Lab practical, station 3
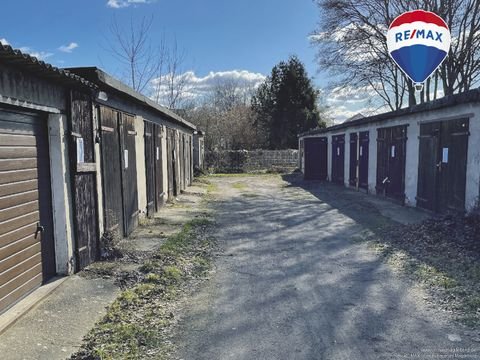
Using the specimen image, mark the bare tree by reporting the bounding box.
[164,38,188,109]
[312,0,480,109]
[108,15,162,93]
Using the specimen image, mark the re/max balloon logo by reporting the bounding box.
[386,10,451,90]
[395,29,444,43]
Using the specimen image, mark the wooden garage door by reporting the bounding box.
[0,110,55,314]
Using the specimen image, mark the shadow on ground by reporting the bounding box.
[176,174,476,360]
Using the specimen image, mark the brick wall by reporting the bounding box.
[205,149,299,173]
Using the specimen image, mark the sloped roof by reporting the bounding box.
[300,88,480,137]
[0,44,96,89]
[67,67,196,131]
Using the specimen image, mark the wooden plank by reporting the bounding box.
[0,272,42,314]
[0,242,41,273]
[0,159,37,172]
[76,163,97,173]
[0,191,38,210]
[0,201,38,223]
[0,147,37,159]
[101,126,114,133]
[0,211,39,236]
[0,260,42,298]
[0,223,37,248]
[0,169,38,185]
[0,234,38,263]
[0,134,36,147]
[0,180,38,197]
[0,254,41,287]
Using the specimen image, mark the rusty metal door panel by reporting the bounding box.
[331,134,345,184]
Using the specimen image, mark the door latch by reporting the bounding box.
[436,161,442,172]
[382,177,390,184]
[35,223,45,239]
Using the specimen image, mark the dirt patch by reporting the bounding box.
[369,212,480,328]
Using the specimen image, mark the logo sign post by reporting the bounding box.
[386,10,451,92]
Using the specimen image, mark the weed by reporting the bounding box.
[232,182,247,190]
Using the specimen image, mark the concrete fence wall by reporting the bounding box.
[205,149,299,173]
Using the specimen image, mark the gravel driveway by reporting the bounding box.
[176,174,479,360]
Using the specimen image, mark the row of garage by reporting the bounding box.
[299,90,480,214]
[0,46,202,315]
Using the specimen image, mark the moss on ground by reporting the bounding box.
[71,217,215,360]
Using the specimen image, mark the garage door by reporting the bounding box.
[0,110,55,314]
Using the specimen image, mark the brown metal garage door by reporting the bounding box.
[0,110,55,314]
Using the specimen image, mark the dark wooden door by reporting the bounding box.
[144,121,155,217]
[154,124,164,210]
[0,110,56,314]
[120,114,138,236]
[331,134,345,184]
[376,126,407,202]
[417,119,469,212]
[70,92,99,270]
[304,137,327,180]
[349,133,358,187]
[358,131,369,190]
[166,128,176,199]
[100,107,123,234]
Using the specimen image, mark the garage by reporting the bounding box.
[99,105,139,237]
[417,118,469,213]
[376,125,407,202]
[303,137,327,180]
[145,121,165,217]
[331,134,345,184]
[0,109,56,314]
[349,131,369,190]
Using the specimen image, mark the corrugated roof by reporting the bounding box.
[0,44,97,89]
[66,67,196,131]
[300,88,480,137]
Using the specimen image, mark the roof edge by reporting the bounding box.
[300,88,480,137]
[66,67,196,131]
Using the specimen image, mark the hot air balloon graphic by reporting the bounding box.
[386,10,451,91]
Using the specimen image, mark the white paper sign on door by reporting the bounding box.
[442,148,449,163]
[124,149,129,169]
[156,147,160,161]
[337,147,340,156]
[359,146,363,156]
[391,145,396,158]
[76,137,85,164]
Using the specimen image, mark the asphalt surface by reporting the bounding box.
[176,175,479,360]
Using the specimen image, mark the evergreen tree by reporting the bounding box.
[252,56,325,149]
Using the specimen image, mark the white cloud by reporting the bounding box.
[0,38,9,46]
[18,46,53,61]
[58,42,79,53]
[107,0,156,8]
[150,70,266,105]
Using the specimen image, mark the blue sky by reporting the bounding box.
[0,0,363,121]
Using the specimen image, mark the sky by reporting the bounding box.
[0,0,363,122]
